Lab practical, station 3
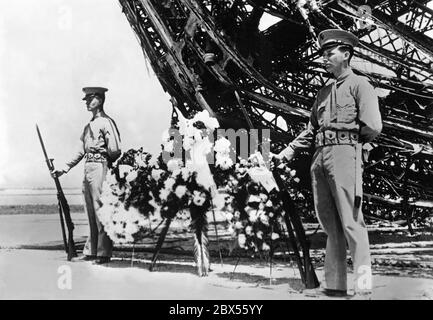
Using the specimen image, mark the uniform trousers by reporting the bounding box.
[310,143,372,292]
[82,162,113,257]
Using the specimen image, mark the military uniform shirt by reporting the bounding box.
[281,68,382,158]
[63,112,121,172]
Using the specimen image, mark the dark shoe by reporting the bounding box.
[349,291,372,300]
[303,287,347,298]
[77,255,97,261]
[94,257,111,265]
[322,288,348,297]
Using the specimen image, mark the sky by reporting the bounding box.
[0,0,172,189]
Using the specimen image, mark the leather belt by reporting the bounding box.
[315,130,359,148]
[85,152,107,163]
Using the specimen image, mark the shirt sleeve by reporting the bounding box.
[356,77,383,143]
[103,118,122,162]
[61,130,85,173]
[279,98,319,160]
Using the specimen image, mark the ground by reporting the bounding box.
[0,212,432,300]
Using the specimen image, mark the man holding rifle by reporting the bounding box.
[273,30,382,298]
[52,87,121,265]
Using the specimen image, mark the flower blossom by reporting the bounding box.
[192,190,207,206]
[248,195,261,204]
[105,172,118,187]
[148,155,159,168]
[193,110,220,131]
[235,221,243,229]
[262,243,270,251]
[164,178,176,191]
[216,154,233,170]
[180,168,191,180]
[167,159,183,172]
[248,152,266,167]
[259,193,268,202]
[151,169,164,181]
[163,140,174,153]
[135,153,148,168]
[224,212,234,221]
[119,164,133,178]
[248,211,258,223]
[174,185,187,198]
[259,214,269,225]
[271,233,280,240]
[214,137,231,154]
[159,189,170,201]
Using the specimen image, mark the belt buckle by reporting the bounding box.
[87,153,94,159]
[94,154,101,159]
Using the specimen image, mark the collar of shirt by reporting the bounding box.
[335,68,354,86]
[91,111,106,121]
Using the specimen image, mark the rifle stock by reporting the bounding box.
[36,124,77,260]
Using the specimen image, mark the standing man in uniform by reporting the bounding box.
[52,87,121,265]
[273,30,382,297]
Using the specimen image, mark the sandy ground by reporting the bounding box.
[0,249,304,300]
[0,213,89,247]
[0,249,432,300]
[0,213,432,300]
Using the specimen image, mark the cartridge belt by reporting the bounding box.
[85,152,108,163]
[315,130,359,148]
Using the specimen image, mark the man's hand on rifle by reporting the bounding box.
[51,168,66,178]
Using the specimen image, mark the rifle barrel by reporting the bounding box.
[36,124,76,260]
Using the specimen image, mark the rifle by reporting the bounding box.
[36,124,77,261]
[271,158,320,289]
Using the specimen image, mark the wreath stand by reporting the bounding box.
[147,166,319,288]
[272,163,320,289]
[148,203,223,277]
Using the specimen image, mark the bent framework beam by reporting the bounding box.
[118,0,433,217]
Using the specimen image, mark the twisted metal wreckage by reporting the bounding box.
[118,0,433,228]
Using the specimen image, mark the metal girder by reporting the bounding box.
[378,0,431,17]
[119,0,433,217]
[337,0,433,60]
[405,1,433,33]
